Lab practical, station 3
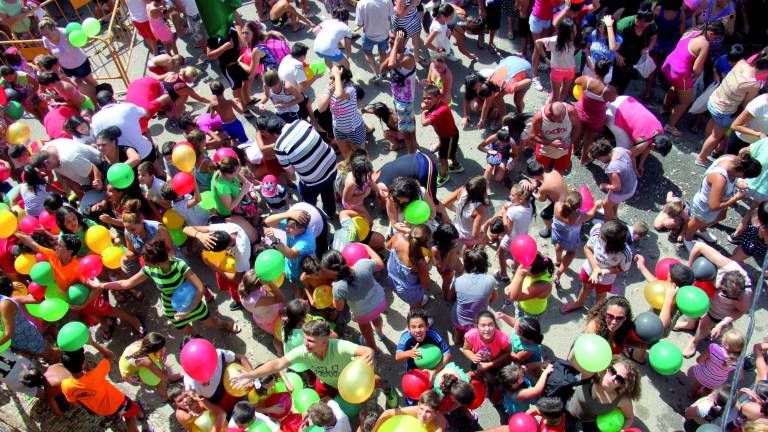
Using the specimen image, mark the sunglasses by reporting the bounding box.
[605,313,626,323]
[608,366,626,386]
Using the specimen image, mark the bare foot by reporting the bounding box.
[561,302,582,314]
[672,318,696,331]
[682,341,697,359]
[665,191,675,202]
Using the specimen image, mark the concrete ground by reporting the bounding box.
[1,1,767,431]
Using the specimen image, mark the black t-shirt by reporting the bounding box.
[616,15,658,65]
[207,26,240,70]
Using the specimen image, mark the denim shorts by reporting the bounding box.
[362,35,389,55]
[707,98,735,129]
[529,14,552,34]
[316,50,345,62]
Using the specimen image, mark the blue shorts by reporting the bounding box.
[222,118,248,143]
[707,98,735,129]
[529,15,552,34]
[362,35,389,55]
[316,50,345,63]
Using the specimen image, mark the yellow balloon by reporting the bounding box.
[271,272,285,287]
[11,206,24,219]
[644,280,669,310]
[85,225,112,254]
[220,256,236,273]
[192,410,215,432]
[573,84,583,101]
[351,216,370,240]
[338,358,375,404]
[421,247,431,258]
[274,318,283,341]
[101,246,125,270]
[172,144,197,173]
[11,282,27,297]
[313,284,333,309]
[14,253,36,275]
[222,363,249,397]
[7,122,30,145]
[0,210,18,239]
[161,209,185,230]
[202,250,227,265]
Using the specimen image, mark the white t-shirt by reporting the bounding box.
[289,202,324,237]
[314,19,352,57]
[171,196,210,227]
[209,222,251,273]
[227,412,278,431]
[278,55,308,86]
[43,138,100,186]
[580,223,633,285]
[140,177,165,201]
[429,20,452,53]
[355,0,394,41]
[506,204,533,238]
[316,400,352,432]
[178,0,199,15]
[542,36,576,69]
[125,0,149,22]
[736,94,768,144]
[183,349,236,398]
[91,103,153,160]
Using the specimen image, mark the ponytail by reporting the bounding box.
[320,250,355,283]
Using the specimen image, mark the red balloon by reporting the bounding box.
[510,234,538,267]
[402,369,432,400]
[172,172,195,196]
[39,210,57,230]
[0,164,9,182]
[28,282,45,301]
[280,413,303,432]
[693,279,716,299]
[508,412,538,432]
[655,257,681,280]
[263,392,292,419]
[213,147,238,163]
[0,86,7,105]
[342,242,369,267]
[468,378,487,409]
[79,255,104,278]
[18,216,41,234]
[180,338,218,382]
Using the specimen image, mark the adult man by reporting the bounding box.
[355,0,393,78]
[31,138,104,212]
[274,119,337,217]
[524,160,568,239]
[529,101,582,174]
[605,95,669,175]
[381,29,417,154]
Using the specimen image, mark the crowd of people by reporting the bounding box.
[0,0,767,430]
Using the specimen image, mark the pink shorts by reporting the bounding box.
[579,268,613,294]
[352,300,387,324]
[133,20,156,41]
[550,67,576,83]
[662,64,694,91]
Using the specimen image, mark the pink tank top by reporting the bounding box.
[662,31,699,78]
[532,0,557,20]
[614,96,663,142]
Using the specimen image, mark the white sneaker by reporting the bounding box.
[532,76,544,91]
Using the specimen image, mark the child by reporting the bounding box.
[426,54,454,106]
[443,176,489,250]
[529,396,566,432]
[496,182,533,282]
[372,390,447,432]
[532,18,579,102]
[37,72,95,112]
[425,8,457,60]
[54,206,99,257]
[209,80,249,143]
[689,330,745,399]
[240,269,285,355]
[421,84,462,187]
[396,309,452,379]
[431,223,464,301]
[228,400,279,431]
[495,314,543,364]
[627,221,649,246]
[654,191,690,245]
[495,362,554,423]
[258,174,289,214]
[259,70,304,124]
[361,102,403,151]
[186,129,216,193]
[19,165,52,217]
[159,181,210,227]
[478,127,516,185]
[137,161,170,211]
[161,141,181,180]
[342,155,378,225]
[481,204,511,247]
[147,0,178,55]
[461,311,512,386]
[119,332,181,402]
[634,254,695,334]
[562,220,633,313]
[551,190,601,285]
[685,387,730,427]
[299,255,339,323]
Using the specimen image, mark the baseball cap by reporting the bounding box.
[261,175,277,198]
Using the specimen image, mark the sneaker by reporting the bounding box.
[696,230,717,243]
[538,227,551,238]
[446,52,459,62]
[532,76,544,91]
[448,162,464,173]
[421,294,431,307]
[229,301,243,311]
[384,384,399,408]
[436,174,450,187]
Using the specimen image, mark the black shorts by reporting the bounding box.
[517,15,531,38]
[62,59,92,79]
[438,134,460,161]
[541,199,555,220]
[485,3,502,30]
[223,63,249,90]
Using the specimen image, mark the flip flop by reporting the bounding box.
[560,303,581,314]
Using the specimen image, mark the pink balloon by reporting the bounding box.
[172,172,195,196]
[342,242,369,266]
[173,141,194,151]
[579,184,595,212]
[508,412,538,432]
[655,257,681,280]
[28,282,45,301]
[35,253,46,262]
[213,147,238,163]
[79,255,104,278]
[0,164,9,181]
[180,338,219,382]
[18,216,41,234]
[509,234,537,267]
[39,210,57,230]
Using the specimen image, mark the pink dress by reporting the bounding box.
[147,4,174,44]
[661,31,700,91]
[575,77,608,132]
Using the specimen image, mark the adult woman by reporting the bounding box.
[505,254,554,313]
[589,139,640,221]
[693,0,735,36]
[211,156,258,220]
[652,0,686,83]
[581,296,646,362]
[685,153,762,243]
[119,332,181,401]
[661,23,719,137]
[612,6,657,96]
[442,176,489,249]
[0,277,57,363]
[532,18,578,102]
[316,65,367,148]
[731,201,768,265]
[156,67,209,122]
[697,49,768,166]
[93,127,145,205]
[585,15,622,83]
[477,56,533,128]
[239,20,289,102]
[451,249,498,344]
[566,356,642,431]
[574,60,618,165]
[39,18,97,101]
[386,224,432,309]
[462,73,495,129]
[391,0,424,65]
[322,247,387,350]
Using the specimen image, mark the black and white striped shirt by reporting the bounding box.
[275,120,337,187]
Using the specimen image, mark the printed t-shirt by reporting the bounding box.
[285,339,358,388]
[61,359,126,416]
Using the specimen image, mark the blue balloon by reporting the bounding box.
[171,282,196,312]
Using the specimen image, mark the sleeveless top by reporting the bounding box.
[693,156,736,207]
[255,42,279,70]
[662,31,700,78]
[390,49,417,104]
[193,157,213,192]
[576,78,608,123]
[654,7,683,53]
[453,191,483,240]
[709,60,762,114]
[118,339,163,378]
[126,220,160,254]
[567,382,622,422]
[269,82,300,114]
[0,294,40,347]
[539,105,573,158]
[386,237,420,292]
[522,272,551,299]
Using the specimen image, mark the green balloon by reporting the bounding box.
[0,203,7,211]
[106,163,135,189]
[649,341,683,375]
[573,334,612,373]
[30,262,55,286]
[67,283,91,305]
[334,394,360,418]
[248,423,272,432]
[292,388,320,413]
[199,191,215,210]
[414,344,442,369]
[68,29,88,48]
[38,298,70,322]
[404,200,430,224]
[45,284,67,301]
[26,302,43,318]
[305,426,323,432]
[138,367,161,386]
[168,228,187,246]
[309,59,328,75]
[82,18,101,37]
[57,321,89,351]
[254,249,285,282]
[675,285,711,318]
[0,322,11,352]
[595,408,624,432]
[275,372,303,393]
[65,22,82,35]
[4,101,23,120]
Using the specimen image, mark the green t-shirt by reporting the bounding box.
[211,172,241,217]
[748,138,768,195]
[0,0,30,34]
[285,339,358,388]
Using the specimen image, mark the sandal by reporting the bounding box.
[96,317,117,342]
[136,316,147,338]
[229,323,242,334]
[488,44,499,55]
[560,303,581,314]
[664,125,683,138]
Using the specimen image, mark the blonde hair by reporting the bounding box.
[561,190,582,218]
[722,329,745,353]
[121,199,143,225]
[510,181,532,203]
[39,18,56,31]
[662,200,685,218]
[180,66,199,80]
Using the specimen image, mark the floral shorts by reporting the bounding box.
[394,99,416,133]
[234,197,259,219]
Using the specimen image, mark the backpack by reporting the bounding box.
[543,359,591,406]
